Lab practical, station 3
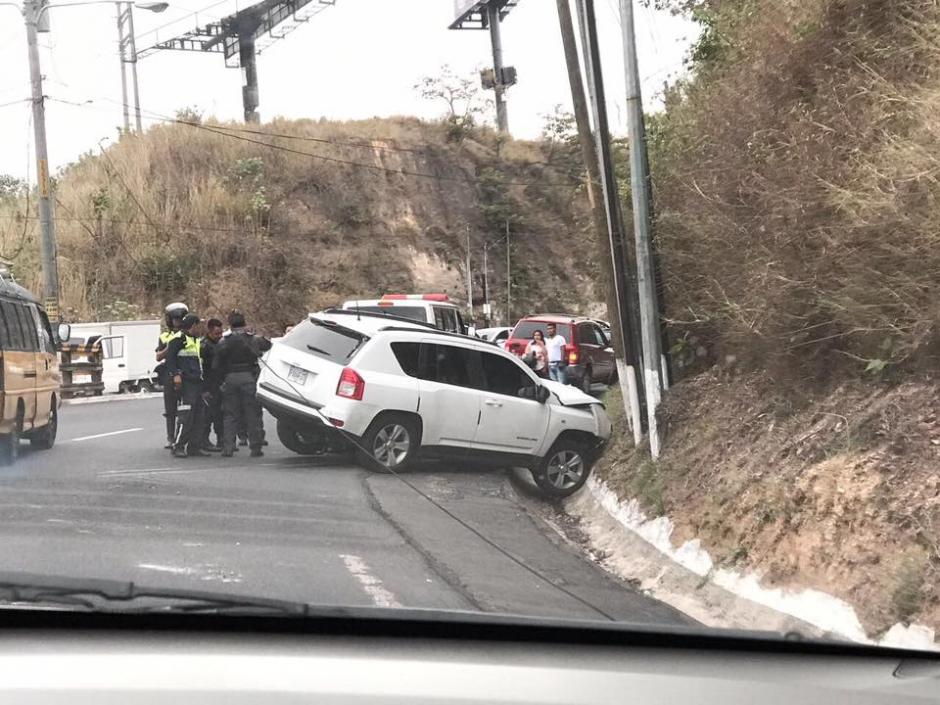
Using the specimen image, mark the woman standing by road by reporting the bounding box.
[525,329,549,378]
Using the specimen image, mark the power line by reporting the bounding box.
[47,96,577,188]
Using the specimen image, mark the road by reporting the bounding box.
[0,397,690,625]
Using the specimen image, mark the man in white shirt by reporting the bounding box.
[544,322,569,384]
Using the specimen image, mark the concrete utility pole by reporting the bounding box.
[486,2,508,133]
[505,220,512,327]
[116,5,131,131]
[556,0,636,437]
[24,0,60,319]
[125,2,144,132]
[619,0,664,457]
[466,226,473,321]
[574,0,645,442]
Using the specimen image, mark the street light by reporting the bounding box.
[0,0,170,318]
[39,0,169,133]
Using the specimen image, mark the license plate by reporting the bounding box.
[287,366,308,384]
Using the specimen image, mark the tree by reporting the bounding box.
[415,65,492,141]
[0,175,26,202]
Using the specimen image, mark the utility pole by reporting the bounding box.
[556,0,637,438]
[239,34,260,123]
[574,0,645,441]
[466,226,473,321]
[24,0,59,319]
[116,4,131,132]
[619,0,663,457]
[126,2,143,132]
[505,220,512,326]
[482,243,489,324]
[486,2,508,133]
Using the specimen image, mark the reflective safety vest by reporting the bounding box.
[160,330,181,345]
[177,334,202,372]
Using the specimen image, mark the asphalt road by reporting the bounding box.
[0,397,690,625]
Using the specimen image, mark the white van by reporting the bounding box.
[70,320,161,393]
[341,294,469,334]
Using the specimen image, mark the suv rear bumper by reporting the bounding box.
[256,382,373,437]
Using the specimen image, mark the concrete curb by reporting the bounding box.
[63,393,163,406]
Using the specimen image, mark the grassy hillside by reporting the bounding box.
[651,0,940,380]
[0,116,603,330]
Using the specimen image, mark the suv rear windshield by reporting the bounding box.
[282,318,367,362]
[353,305,427,323]
[511,321,573,342]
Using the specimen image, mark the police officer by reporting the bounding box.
[155,302,187,449]
[213,311,271,457]
[199,318,225,452]
[165,313,210,458]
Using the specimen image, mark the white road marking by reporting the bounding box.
[340,554,401,608]
[138,563,242,584]
[138,563,196,576]
[70,427,143,442]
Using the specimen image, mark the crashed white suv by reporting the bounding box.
[257,310,612,497]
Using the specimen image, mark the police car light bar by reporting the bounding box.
[381,294,451,302]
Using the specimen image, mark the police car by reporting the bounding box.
[341,294,469,335]
[256,309,611,497]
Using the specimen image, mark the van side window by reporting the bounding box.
[1,301,24,350]
[16,304,38,351]
[433,307,446,330]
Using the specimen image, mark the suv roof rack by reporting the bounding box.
[376,325,497,345]
[318,307,439,330]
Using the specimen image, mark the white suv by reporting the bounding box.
[257,310,612,497]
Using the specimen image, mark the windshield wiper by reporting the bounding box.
[0,571,310,615]
[306,344,331,356]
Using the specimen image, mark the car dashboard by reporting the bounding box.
[0,610,935,704]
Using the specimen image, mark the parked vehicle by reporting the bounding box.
[69,320,161,393]
[341,294,469,335]
[475,326,512,348]
[257,309,611,497]
[0,278,67,464]
[505,315,616,394]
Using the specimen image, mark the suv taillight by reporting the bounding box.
[567,344,580,365]
[336,367,365,400]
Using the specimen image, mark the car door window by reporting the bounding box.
[390,341,420,377]
[432,307,447,330]
[593,325,609,347]
[480,351,536,398]
[101,336,125,360]
[418,343,481,389]
[577,323,594,346]
[31,306,55,353]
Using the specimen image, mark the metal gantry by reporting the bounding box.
[138,0,337,122]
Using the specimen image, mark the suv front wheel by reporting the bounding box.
[534,439,593,498]
[359,414,420,472]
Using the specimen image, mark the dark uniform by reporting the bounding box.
[213,328,271,456]
[165,329,209,456]
[155,330,182,446]
[200,333,223,450]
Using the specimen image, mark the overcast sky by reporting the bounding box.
[0,0,697,179]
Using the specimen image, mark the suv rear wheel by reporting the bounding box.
[534,439,592,498]
[360,414,419,472]
[276,418,327,456]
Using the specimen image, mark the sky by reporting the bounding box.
[0,0,698,179]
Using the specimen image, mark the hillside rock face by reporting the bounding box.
[3,117,603,330]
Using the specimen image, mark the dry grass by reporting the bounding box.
[652,0,940,379]
[0,116,601,328]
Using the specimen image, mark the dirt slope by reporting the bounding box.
[0,117,603,330]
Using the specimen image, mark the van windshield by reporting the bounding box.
[281,319,367,362]
[353,306,427,323]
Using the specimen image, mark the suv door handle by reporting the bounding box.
[484,399,503,407]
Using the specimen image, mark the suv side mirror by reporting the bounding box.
[56,323,71,346]
[536,385,550,403]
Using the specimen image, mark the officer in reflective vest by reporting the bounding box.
[165,313,210,458]
[155,302,187,448]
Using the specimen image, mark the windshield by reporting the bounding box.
[0,0,933,655]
